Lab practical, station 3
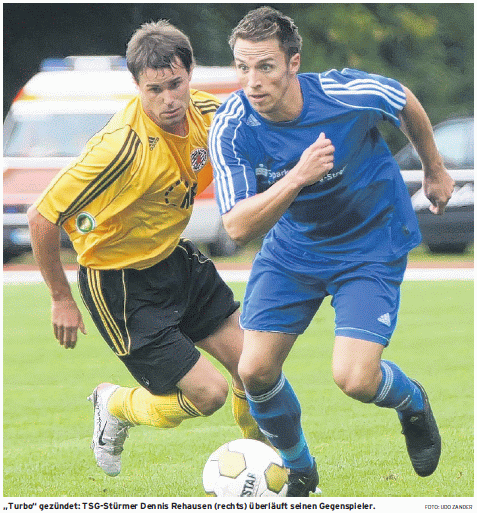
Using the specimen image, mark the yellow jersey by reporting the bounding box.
[35,91,219,270]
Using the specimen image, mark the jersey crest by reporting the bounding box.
[190,148,208,172]
[76,212,96,233]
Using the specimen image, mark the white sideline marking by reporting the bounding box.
[2,268,474,285]
[403,268,474,282]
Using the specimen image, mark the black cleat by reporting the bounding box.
[286,459,319,497]
[399,380,441,477]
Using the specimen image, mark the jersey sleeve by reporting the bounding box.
[34,125,144,228]
[319,68,407,127]
[209,96,257,215]
[196,161,213,196]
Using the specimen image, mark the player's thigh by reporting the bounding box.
[332,336,383,399]
[179,239,240,343]
[330,258,406,347]
[119,325,202,394]
[241,255,325,335]
[196,309,243,381]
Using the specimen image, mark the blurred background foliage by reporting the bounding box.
[3,3,473,151]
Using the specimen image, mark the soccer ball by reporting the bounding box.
[202,439,288,497]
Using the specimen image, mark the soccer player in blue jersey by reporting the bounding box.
[209,7,455,496]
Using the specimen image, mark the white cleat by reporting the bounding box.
[87,383,132,477]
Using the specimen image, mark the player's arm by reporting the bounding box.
[27,206,86,349]
[222,133,334,245]
[399,86,455,214]
[26,127,140,348]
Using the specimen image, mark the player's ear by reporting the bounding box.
[289,53,301,75]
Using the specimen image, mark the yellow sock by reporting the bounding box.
[232,386,269,444]
[108,386,203,428]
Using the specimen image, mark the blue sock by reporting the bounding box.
[246,373,314,472]
[373,360,424,416]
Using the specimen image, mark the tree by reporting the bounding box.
[4,2,473,145]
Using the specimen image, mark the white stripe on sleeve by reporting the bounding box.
[210,95,250,214]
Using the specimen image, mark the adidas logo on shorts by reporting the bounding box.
[377,312,391,327]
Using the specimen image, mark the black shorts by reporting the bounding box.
[78,239,239,394]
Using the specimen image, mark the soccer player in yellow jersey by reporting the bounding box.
[27,20,266,478]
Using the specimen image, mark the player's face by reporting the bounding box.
[136,59,192,135]
[233,38,301,122]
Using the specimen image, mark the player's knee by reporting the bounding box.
[238,359,280,394]
[333,367,379,402]
[196,381,229,416]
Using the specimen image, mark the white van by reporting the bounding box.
[3,56,240,262]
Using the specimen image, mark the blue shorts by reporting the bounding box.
[240,249,407,347]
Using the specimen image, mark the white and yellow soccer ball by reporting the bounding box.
[202,439,288,497]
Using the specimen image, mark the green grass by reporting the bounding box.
[3,280,474,497]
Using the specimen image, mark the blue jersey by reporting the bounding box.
[209,68,421,262]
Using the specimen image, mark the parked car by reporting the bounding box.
[3,55,240,263]
[396,116,474,253]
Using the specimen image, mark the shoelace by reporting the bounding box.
[99,422,130,455]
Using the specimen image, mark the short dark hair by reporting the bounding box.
[229,7,302,59]
[126,20,194,82]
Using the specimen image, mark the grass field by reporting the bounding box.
[3,279,474,498]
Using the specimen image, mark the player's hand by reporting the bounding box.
[293,132,335,188]
[423,166,455,215]
[51,298,87,349]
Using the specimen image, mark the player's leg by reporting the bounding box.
[177,238,268,443]
[112,331,229,422]
[195,309,268,443]
[78,246,235,476]
[105,238,244,428]
[238,329,303,456]
[330,257,441,477]
[332,336,383,401]
[195,310,243,387]
[332,336,424,407]
[239,329,318,496]
[84,327,223,476]
[78,259,222,418]
[332,335,440,476]
[237,255,323,496]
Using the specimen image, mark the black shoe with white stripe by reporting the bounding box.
[286,459,319,497]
